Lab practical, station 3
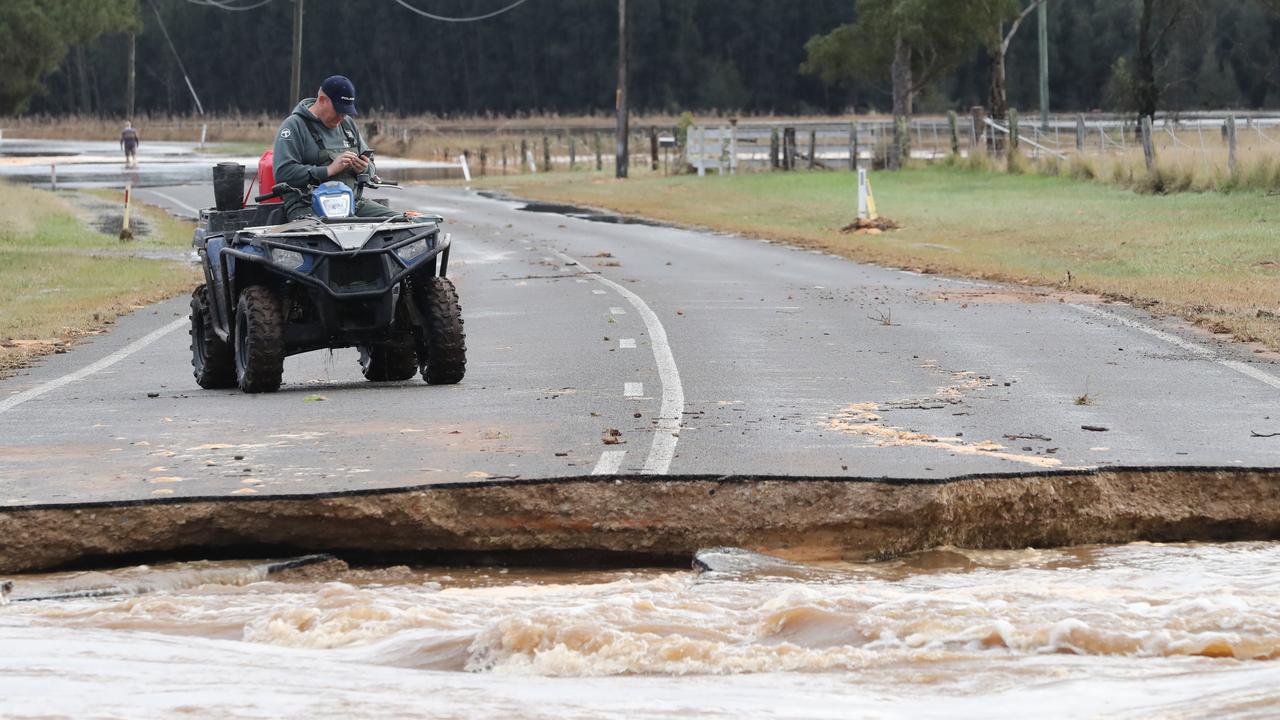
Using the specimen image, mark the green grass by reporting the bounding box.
[469,164,1280,350]
[0,181,198,375]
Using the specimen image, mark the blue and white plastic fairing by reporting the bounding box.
[311,181,355,218]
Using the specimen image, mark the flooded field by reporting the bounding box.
[1,542,1278,718]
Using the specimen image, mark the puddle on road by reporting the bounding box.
[2,542,1278,717]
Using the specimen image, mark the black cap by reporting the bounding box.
[320,75,358,116]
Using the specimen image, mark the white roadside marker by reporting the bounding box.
[624,382,644,397]
[620,338,636,349]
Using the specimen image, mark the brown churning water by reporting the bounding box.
[1,542,1278,718]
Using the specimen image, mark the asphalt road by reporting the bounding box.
[3,179,1280,506]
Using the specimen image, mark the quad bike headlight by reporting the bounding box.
[270,247,305,269]
[395,237,430,263]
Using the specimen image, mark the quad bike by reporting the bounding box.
[189,159,465,393]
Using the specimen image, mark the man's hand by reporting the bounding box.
[326,151,364,177]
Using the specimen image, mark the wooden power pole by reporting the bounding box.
[615,0,629,179]
[290,0,304,106]
[126,29,136,119]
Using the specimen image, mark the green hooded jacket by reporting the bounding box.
[272,99,377,215]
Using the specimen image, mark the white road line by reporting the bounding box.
[143,190,201,218]
[575,279,588,284]
[624,382,644,397]
[592,289,607,295]
[0,317,188,416]
[553,250,684,475]
[591,450,627,475]
[1070,303,1280,391]
[609,307,627,315]
[620,338,636,349]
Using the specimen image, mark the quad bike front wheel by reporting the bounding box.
[234,285,285,393]
[415,277,466,385]
[190,285,236,389]
[358,344,419,381]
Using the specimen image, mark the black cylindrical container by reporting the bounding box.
[211,163,245,211]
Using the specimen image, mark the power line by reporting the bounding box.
[178,0,274,10]
[148,0,205,114]
[389,0,531,22]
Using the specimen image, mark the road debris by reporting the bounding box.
[602,428,624,445]
[1082,425,1109,432]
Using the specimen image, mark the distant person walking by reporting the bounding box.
[120,122,139,168]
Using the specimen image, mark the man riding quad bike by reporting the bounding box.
[188,161,466,393]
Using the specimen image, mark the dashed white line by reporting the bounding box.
[553,249,684,475]
[620,338,636,349]
[1069,303,1280,391]
[624,382,644,397]
[0,317,188,416]
[609,307,627,316]
[592,450,626,475]
[592,289,607,295]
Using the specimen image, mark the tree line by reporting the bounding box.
[5,0,1280,120]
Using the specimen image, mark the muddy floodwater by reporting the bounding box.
[1,542,1278,719]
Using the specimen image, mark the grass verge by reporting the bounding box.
[0,181,198,377]
[467,164,1280,350]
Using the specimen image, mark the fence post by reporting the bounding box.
[1008,109,1020,154]
[947,111,959,156]
[728,119,738,174]
[595,133,603,171]
[1227,114,1238,176]
[807,128,817,170]
[1140,116,1155,173]
[697,125,706,177]
[568,135,576,169]
[849,122,859,170]
[479,147,488,177]
[501,145,508,174]
[1076,114,1086,153]
[520,139,529,173]
[784,127,797,170]
[542,135,551,172]
[770,127,780,170]
[650,126,659,171]
[970,106,986,155]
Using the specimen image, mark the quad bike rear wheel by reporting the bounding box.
[358,344,419,381]
[415,277,466,385]
[190,285,236,389]
[234,285,285,393]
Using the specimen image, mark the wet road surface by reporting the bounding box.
[2,172,1280,504]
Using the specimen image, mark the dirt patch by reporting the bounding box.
[839,216,902,235]
[827,402,1063,470]
[926,288,1103,305]
[63,191,154,239]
